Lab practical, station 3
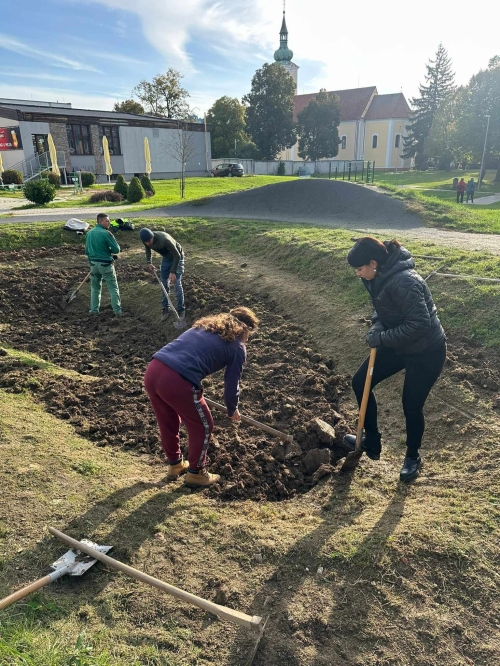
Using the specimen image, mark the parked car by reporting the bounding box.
[210,163,244,177]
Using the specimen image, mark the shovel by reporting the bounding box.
[61,270,91,309]
[340,348,377,473]
[152,268,187,330]
[0,539,112,610]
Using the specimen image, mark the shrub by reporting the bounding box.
[114,174,128,198]
[277,161,286,176]
[88,190,124,203]
[140,174,155,195]
[80,171,96,187]
[2,169,23,185]
[23,180,56,205]
[127,176,145,203]
[41,171,61,187]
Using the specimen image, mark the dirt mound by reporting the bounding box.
[156,179,423,229]
[0,254,352,501]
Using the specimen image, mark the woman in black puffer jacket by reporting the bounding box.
[344,236,446,482]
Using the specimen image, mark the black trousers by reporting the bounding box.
[352,341,446,457]
[456,191,464,203]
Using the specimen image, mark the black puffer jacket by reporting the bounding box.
[363,243,446,355]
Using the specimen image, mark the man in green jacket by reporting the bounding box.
[85,213,122,316]
[139,228,185,322]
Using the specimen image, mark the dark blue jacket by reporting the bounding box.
[153,327,246,415]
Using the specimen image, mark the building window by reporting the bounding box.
[66,125,92,155]
[395,134,401,149]
[99,125,122,155]
[372,135,378,149]
[341,136,347,150]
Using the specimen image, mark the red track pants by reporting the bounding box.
[144,359,213,470]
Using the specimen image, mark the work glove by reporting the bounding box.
[366,320,385,348]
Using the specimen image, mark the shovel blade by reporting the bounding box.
[51,539,112,576]
[339,449,363,474]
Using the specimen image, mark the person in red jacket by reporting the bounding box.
[456,178,466,203]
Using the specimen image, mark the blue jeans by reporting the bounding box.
[161,257,185,311]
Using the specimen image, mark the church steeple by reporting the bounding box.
[274,4,293,64]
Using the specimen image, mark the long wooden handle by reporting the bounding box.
[49,528,263,631]
[0,574,53,610]
[204,398,294,444]
[152,269,180,321]
[74,271,91,294]
[355,348,377,450]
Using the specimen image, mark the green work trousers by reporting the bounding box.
[89,262,121,314]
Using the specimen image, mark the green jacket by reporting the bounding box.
[85,224,120,263]
[144,231,183,272]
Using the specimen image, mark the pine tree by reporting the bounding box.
[127,177,145,203]
[402,44,455,169]
[114,174,128,198]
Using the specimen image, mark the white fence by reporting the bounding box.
[211,158,373,180]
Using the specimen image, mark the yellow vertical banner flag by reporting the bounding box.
[144,137,152,176]
[102,136,113,178]
[48,134,60,177]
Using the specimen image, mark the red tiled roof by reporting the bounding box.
[294,86,377,122]
[363,93,411,120]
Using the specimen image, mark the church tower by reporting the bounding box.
[273,4,299,88]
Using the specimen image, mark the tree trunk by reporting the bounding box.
[494,158,500,183]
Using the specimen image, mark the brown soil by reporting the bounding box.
[0,248,353,501]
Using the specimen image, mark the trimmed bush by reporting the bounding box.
[23,180,56,205]
[127,176,145,203]
[88,190,124,203]
[140,174,155,195]
[80,171,96,187]
[41,171,61,187]
[114,174,128,198]
[2,169,23,185]
[277,161,286,176]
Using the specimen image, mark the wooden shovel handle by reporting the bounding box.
[49,528,263,632]
[204,398,294,443]
[0,574,53,610]
[355,348,377,450]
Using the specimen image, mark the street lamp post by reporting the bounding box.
[478,114,491,192]
[234,139,238,157]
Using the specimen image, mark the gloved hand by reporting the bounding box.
[366,321,385,348]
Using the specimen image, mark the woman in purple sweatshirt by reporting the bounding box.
[144,306,259,488]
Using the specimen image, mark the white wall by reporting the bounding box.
[0,116,28,169]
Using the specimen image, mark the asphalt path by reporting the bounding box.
[1,180,499,253]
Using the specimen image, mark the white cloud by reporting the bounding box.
[0,83,123,111]
[0,33,101,73]
[1,71,73,82]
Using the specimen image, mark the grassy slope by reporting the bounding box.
[13,175,295,212]
[372,170,500,234]
[1,223,499,665]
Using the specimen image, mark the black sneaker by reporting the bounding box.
[161,308,170,322]
[343,433,381,461]
[399,455,422,483]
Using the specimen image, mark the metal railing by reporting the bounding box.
[8,150,67,182]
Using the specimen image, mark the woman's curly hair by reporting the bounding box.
[193,306,259,342]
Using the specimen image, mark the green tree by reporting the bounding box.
[243,63,297,161]
[403,44,455,169]
[297,90,341,160]
[207,96,251,159]
[113,99,145,115]
[133,69,190,119]
[426,92,461,169]
[127,177,145,203]
[114,174,128,198]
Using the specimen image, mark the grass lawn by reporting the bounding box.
[13,175,295,211]
[372,169,500,234]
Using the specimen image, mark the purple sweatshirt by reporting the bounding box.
[153,327,246,416]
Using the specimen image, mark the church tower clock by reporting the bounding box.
[273,5,299,88]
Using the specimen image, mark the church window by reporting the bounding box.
[341,136,347,150]
[372,135,378,149]
[395,134,401,148]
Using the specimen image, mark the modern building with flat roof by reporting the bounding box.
[0,99,211,182]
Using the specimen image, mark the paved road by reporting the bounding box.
[1,180,499,254]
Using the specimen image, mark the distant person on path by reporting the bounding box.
[452,177,459,191]
[144,307,259,488]
[344,237,446,483]
[85,213,122,316]
[466,178,476,203]
[139,228,185,322]
[456,178,466,203]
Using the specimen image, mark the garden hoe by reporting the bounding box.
[0,539,112,611]
[152,268,187,330]
[61,270,91,309]
[340,347,377,473]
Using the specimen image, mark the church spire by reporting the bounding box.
[274,2,293,64]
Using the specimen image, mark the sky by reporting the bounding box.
[0,0,497,114]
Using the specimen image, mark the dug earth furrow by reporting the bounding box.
[0,253,352,501]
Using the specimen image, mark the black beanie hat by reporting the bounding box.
[347,237,389,268]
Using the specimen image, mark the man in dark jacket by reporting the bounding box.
[139,228,185,322]
[85,213,122,315]
[344,237,446,482]
[456,178,466,203]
